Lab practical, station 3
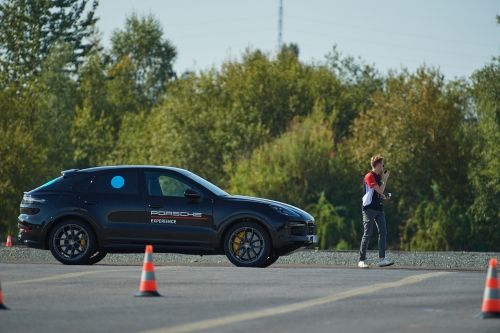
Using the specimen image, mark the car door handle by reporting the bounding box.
[148,204,163,209]
[84,200,98,205]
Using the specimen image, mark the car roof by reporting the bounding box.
[63,165,191,176]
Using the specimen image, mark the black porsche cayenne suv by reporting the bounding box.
[18,166,316,267]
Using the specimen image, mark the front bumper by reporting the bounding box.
[271,219,316,255]
[274,235,315,255]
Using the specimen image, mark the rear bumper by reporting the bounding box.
[18,219,45,249]
[21,239,44,249]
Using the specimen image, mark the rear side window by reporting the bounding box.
[90,171,139,195]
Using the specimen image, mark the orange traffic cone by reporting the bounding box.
[135,245,161,297]
[5,235,12,247]
[0,275,8,310]
[479,258,500,318]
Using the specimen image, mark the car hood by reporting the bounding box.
[223,195,314,220]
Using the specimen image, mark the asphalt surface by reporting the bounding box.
[0,263,498,333]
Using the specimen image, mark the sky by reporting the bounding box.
[95,1,500,81]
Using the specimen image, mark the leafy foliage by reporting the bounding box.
[467,56,500,250]
[0,0,97,83]
[227,108,335,208]
[402,182,471,251]
[346,67,472,248]
[110,12,177,106]
[109,46,318,184]
[1,3,500,252]
[226,108,360,250]
[71,104,114,168]
[306,193,357,250]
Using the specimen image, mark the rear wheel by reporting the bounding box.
[49,220,96,265]
[224,222,271,267]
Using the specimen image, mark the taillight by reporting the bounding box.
[22,194,46,204]
[20,207,40,215]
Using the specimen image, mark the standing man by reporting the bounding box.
[358,155,394,268]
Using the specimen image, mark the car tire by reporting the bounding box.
[49,219,96,265]
[85,251,108,265]
[224,222,271,268]
[259,254,280,268]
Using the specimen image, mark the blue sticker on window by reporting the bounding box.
[111,176,125,189]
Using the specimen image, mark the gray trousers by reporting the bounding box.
[359,209,386,261]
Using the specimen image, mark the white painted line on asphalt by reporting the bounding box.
[143,271,451,333]
[2,267,171,285]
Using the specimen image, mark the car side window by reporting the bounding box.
[90,171,138,195]
[145,172,191,197]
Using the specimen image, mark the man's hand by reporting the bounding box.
[374,170,390,195]
[383,170,390,182]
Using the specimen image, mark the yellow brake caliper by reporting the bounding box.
[232,231,245,257]
[80,233,87,250]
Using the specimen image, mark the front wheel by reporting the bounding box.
[85,251,107,265]
[224,222,271,267]
[259,254,280,268]
[49,219,96,265]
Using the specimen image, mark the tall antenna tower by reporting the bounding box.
[278,0,283,49]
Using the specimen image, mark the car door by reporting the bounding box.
[143,170,214,248]
[78,170,146,246]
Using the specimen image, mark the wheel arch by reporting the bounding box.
[43,213,102,250]
[217,216,275,253]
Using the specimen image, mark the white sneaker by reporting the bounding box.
[358,260,369,268]
[378,258,394,267]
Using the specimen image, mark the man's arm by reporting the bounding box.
[373,171,390,194]
[373,183,386,194]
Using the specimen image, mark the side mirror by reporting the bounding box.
[184,188,202,201]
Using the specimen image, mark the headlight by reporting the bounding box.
[22,195,46,204]
[270,205,300,217]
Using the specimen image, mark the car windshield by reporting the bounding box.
[183,170,229,196]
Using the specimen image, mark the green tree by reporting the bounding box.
[107,47,313,183]
[74,31,144,169]
[468,55,500,250]
[71,103,114,168]
[107,111,150,165]
[105,55,141,118]
[39,42,79,167]
[0,80,52,234]
[226,108,360,249]
[0,125,49,235]
[402,182,471,251]
[0,0,98,234]
[227,108,335,208]
[110,12,177,106]
[306,192,357,249]
[0,0,98,83]
[324,46,383,144]
[346,66,472,248]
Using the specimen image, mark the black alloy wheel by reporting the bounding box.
[224,222,271,267]
[49,219,96,265]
